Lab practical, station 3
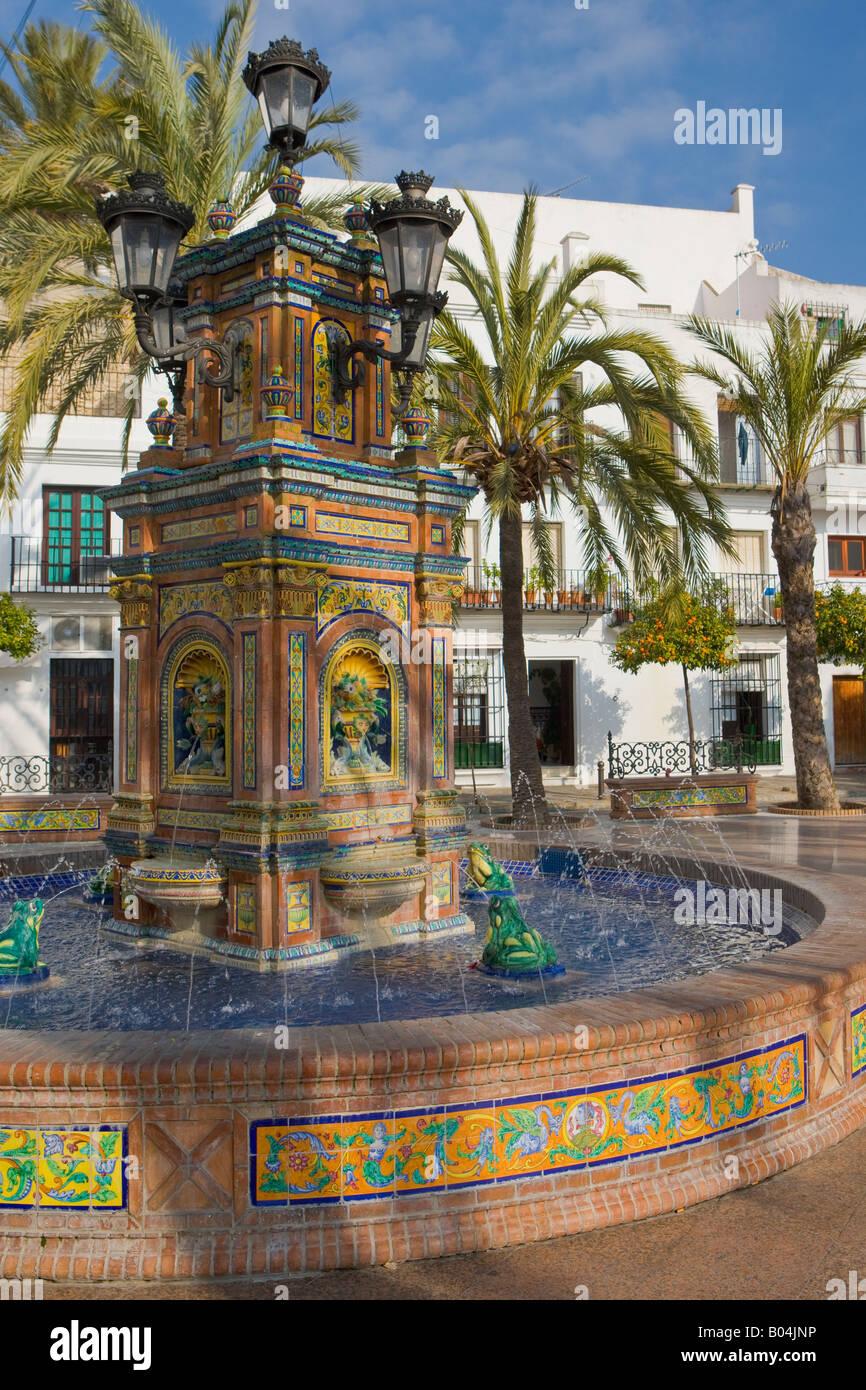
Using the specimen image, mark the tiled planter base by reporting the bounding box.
[608,774,758,818]
[2,849,865,1278]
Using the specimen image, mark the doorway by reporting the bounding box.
[527,661,575,765]
[833,676,866,764]
[49,658,114,788]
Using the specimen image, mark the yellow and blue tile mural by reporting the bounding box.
[0,1125,127,1208]
[852,1004,866,1078]
[250,1036,806,1204]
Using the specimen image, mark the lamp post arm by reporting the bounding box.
[132,311,238,402]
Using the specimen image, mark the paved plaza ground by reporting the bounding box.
[30,771,866,1302]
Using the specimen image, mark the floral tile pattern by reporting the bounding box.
[0,1126,126,1208]
[250,1036,806,1205]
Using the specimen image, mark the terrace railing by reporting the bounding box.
[607,732,757,778]
[0,749,114,795]
[460,568,614,612]
[9,537,122,593]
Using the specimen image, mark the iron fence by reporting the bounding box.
[607,732,757,778]
[0,749,114,795]
[460,568,614,612]
[9,536,122,593]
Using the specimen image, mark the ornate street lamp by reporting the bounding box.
[96,172,237,402]
[242,38,331,164]
[333,172,462,415]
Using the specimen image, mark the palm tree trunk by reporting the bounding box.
[499,510,550,825]
[771,479,839,810]
[682,665,697,776]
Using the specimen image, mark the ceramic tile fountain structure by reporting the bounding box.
[100,200,475,964]
[6,198,866,1285]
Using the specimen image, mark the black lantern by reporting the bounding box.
[367,172,460,309]
[97,174,238,401]
[96,172,194,309]
[334,172,462,413]
[242,38,331,162]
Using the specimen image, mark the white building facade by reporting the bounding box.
[2,177,865,792]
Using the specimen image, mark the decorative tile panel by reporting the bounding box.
[375,358,384,436]
[289,633,305,789]
[157,809,233,831]
[432,636,446,779]
[316,579,410,636]
[245,505,258,528]
[159,581,233,638]
[161,513,237,543]
[125,656,138,783]
[242,632,257,791]
[853,1004,866,1078]
[319,804,412,831]
[431,861,452,906]
[315,513,410,544]
[431,525,445,545]
[1,1126,126,1209]
[632,784,748,810]
[294,317,304,419]
[251,1036,806,1205]
[289,506,306,528]
[0,808,100,833]
[286,881,311,936]
[235,883,256,937]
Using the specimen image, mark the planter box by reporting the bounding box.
[607,773,759,819]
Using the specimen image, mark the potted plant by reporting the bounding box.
[570,581,585,606]
[524,565,541,606]
[481,559,501,606]
[772,591,784,622]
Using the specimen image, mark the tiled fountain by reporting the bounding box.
[4,50,866,1286]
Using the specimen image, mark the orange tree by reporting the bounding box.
[815,584,866,672]
[609,586,738,772]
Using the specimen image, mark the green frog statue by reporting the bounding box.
[0,898,48,984]
[466,844,563,977]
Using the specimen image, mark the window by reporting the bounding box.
[43,488,107,585]
[522,521,562,578]
[717,531,766,575]
[826,416,862,465]
[710,654,782,765]
[828,536,866,576]
[453,651,505,768]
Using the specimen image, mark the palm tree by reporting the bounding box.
[0,0,375,504]
[688,303,866,810]
[430,191,731,824]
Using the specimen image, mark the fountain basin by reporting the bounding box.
[128,858,226,933]
[3,845,866,1284]
[319,849,428,920]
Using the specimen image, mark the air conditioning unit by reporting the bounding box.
[79,555,112,586]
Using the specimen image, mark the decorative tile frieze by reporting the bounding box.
[416,572,464,627]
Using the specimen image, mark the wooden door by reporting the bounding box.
[833,676,866,764]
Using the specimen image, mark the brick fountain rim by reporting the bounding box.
[2,844,866,1280]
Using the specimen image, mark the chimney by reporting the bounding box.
[729,184,755,233]
[560,230,589,275]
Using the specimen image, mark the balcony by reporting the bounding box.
[613,573,784,627]
[718,436,774,487]
[460,568,614,613]
[9,537,122,593]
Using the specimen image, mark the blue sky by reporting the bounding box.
[4,0,865,284]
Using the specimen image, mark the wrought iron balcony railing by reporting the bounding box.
[719,437,773,486]
[460,568,614,612]
[9,536,122,593]
[0,749,113,795]
[607,733,757,778]
[611,573,784,627]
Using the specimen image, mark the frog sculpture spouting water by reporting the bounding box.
[0,898,49,986]
[467,844,563,978]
